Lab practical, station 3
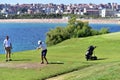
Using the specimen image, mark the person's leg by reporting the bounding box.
[8,49,12,61]
[6,53,9,61]
[43,50,48,64]
[5,48,9,62]
[41,55,44,64]
[41,51,44,64]
[44,56,48,64]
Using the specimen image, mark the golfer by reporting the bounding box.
[37,40,48,64]
[3,36,12,62]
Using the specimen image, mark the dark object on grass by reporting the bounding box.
[85,45,97,61]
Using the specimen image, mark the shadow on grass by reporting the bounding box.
[86,58,108,61]
[12,59,31,61]
[97,58,108,60]
[48,61,64,64]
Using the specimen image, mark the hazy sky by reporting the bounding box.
[0,0,120,4]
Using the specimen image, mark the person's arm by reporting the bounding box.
[37,45,41,50]
[10,43,12,49]
[3,40,6,49]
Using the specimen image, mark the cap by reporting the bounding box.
[38,40,42,45]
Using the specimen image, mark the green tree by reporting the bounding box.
[46,17,109,46]
[46,27,66,46]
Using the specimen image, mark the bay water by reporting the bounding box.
[0,23,120,54]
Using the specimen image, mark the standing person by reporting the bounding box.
[3,36,12,62]
[37,40,48,64]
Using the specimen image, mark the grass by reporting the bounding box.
[0,32,120,80]
[58,62,120,80]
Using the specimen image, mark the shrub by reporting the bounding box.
[46,17,109,46]
[99,28,110,34]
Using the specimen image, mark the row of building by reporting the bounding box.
[0,3,120,17]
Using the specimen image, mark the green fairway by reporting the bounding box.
[0,32,120,80]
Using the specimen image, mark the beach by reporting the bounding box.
[0,18,120,24]
[0,19,68,23]
[79,19,120,24]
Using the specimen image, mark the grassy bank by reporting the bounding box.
[0,32,120,80]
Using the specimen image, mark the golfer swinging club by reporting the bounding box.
[37,40,48,64]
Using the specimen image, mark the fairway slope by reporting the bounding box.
[0,32,120,80]
[47,32,120,80]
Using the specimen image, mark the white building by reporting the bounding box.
[1,8,8,14]
[83,8,99,16]
[100,9,115,17]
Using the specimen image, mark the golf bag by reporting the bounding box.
[85,45,97,61]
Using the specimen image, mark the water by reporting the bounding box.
[0,23,66,54]
[0,23,120,54]
[89,24,120,32]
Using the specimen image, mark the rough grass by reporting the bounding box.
[0,32,120,80]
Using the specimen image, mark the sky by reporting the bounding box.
[0,0,120,4]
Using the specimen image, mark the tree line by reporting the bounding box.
[0,13,62,19]
[0,13,104,19]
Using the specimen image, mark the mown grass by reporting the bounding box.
[58,62,120,80]
[0,32,120,80]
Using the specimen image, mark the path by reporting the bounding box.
[0,62,46,69]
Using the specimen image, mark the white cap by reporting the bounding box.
[38,40,42,45]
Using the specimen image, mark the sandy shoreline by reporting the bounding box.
[0,19,68,23]
[80,19,120,24]
[0,19,120,24]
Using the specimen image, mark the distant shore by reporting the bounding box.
[0,19,68,23]
[79,19,120,24]
[0,19,120,24]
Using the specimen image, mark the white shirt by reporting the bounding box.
[3,39,12,47]
[38,42,47,50]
